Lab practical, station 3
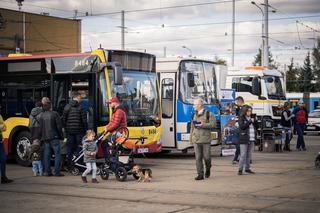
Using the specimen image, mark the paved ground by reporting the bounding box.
[1,135,320,213]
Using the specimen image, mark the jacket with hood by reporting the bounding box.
[39,108,63,142]
[62,100,88,135]
[107,105,127,133]
[29,107,43,140]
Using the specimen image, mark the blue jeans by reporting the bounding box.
[32,161,43,175]
[0,142,7,178]
[239,142,254,172]
[67,134,84,167]
[44,139,61,175]
[295,124,306,149]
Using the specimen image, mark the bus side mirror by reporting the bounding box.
[252,77,261,96]
[99,62,123,85]
[112,62,123,85]
[187,73,195,87]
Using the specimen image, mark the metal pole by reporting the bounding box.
[121,10,125,50]
[263,0,269,68]
[163,46,167,57]
[23,11,25,53]
[261,17,264,66]
[231,0,235,66]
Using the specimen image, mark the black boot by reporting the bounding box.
[1,177,13,184]
[195,174,204,180]
[205,170,211,178]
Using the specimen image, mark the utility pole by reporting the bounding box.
[263,0,269,68]
[231,0,235,66]
[163,46,167,57]
[121,10,125,50]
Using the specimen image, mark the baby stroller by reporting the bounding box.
[99,128,142,182]
[70,133,106,176]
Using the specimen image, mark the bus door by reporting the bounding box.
[51,73,97,130]
[160,73,176,148]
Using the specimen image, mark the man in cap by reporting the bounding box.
[292,100,308,151]
[102,97,127,161]
[190,98,215,180]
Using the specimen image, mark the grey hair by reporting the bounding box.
[193,98,204,105]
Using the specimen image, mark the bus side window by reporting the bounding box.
[161,78,174,118]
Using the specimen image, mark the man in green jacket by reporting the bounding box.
[190,98,215,180]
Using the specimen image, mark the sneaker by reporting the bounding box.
[238,170,243,175]
[33,172,38,177]
[245,169,255,174]
[81,176,88,183]
[1,177,13,184]
[205,170,210,178]
[194,175,204,180]
[92,178,99,183]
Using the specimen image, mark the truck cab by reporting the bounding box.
[225,66,286,124]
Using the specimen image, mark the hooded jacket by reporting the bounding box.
[29,107,43,140]
[62,100,88,134]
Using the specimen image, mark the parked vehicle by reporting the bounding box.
[305,108,320,135]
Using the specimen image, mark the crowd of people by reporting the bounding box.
[0,93,310,184]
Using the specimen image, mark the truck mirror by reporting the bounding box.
[267,77,274,83]
[187,73,195,87]
[100,62,123,85]
[252,77,261,96]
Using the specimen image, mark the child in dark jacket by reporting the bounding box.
[81,130,98,183]
[30,140,43,176]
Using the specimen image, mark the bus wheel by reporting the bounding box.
[14,131,32,167]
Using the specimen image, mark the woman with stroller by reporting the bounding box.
[238,105,257,175]
[81,130,99,183]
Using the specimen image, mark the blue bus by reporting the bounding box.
[287,92,320,112]
[157,58,220,152]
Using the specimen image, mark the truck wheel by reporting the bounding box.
[14,131,32,167]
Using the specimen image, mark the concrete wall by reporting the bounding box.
[0,8,81,56]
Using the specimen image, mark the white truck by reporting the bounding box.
[221,66,286,124]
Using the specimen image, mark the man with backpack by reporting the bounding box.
[29,100,43,145]
[190,98,215,180]
[62,91,88,169]
[293,100,308,151]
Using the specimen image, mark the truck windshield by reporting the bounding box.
[264,76,286,100]
[109,70,160,126]
[179,60,217,104]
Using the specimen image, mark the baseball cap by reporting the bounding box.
[107,97,119,104]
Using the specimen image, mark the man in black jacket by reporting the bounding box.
[39,98,64,177]
[62,91,88,169]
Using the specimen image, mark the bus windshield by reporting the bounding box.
[109,70,160,126]
[179,60,217,104]
[264,76,286,100]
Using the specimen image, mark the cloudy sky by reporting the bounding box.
[1,0,320,68]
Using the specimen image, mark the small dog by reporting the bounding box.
[132,165,152,182]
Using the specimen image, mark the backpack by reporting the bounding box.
[296,108,306,124]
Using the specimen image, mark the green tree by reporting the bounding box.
[298,52,314,92]
[213,56,227,65]
[286,58,299,92]
[252,47,277,69]
[312,37,320,92]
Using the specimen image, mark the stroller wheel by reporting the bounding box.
[71,167,80,176]
[115,167,127,182]
[132,173,139,180]
[100,166,110,180]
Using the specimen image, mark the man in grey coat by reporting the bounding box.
[190,98,215,180]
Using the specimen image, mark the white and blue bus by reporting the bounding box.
[157,58,220,152]
[287,92,320,112]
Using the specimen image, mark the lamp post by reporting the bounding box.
[182,45,192,57]
[251,0,276,68]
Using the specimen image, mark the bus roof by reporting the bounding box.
[227,68,283,77]
[156,57,214,72]
[0,52,93,61]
